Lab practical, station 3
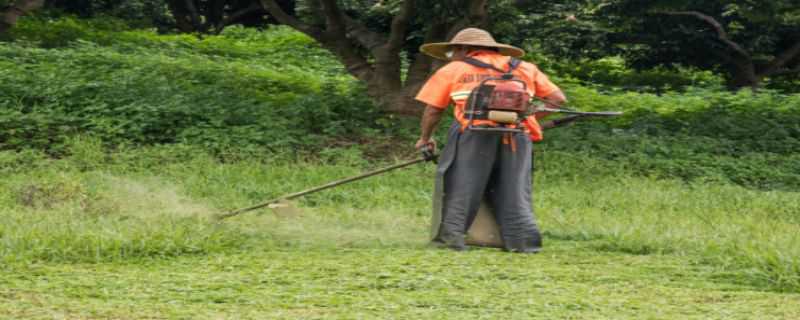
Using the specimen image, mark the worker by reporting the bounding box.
[414,28,567,253]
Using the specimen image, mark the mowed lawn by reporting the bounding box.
[2,239,799,319]
[1,149,798,319]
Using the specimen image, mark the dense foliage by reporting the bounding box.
[2,17,799,191]
[43,0,174,29]
[6,0,797,100]
[505,0,800,91]
[546,87,800,190]
[599,0,800,89]
[1,22,405,155]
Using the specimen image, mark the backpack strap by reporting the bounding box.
[462,57,521,74]
[508,57,521,71]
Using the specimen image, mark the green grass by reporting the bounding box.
[1,17,799,318]
[1,141,798,319]
[3,244,799,319]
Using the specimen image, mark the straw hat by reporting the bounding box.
[420,28,525,60]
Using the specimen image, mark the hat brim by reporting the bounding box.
[420,41,525,60]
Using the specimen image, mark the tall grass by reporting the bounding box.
[535,152,800,291]
[0,139,428,264]
[0,140,798,291]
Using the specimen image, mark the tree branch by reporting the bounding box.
[467,0,489,23]
[403,21,449,86]
[386,0,416,51]
[319,0,346,34]
[208,0,226,27]
[761,41,800,76]
[184,0,203,31]
[769,63,800,76]
[259,0,372,83]
[217,2,262,31]
[342,15,387,50]
[0,0,44,34]
[319,0,376,76]
[660,11,751,59]
[165,0,193,32]
[4,0,43,14]
[447,0,488,38]
[259,0,321,37]
[304,0,325,25]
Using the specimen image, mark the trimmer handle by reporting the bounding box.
[421,144,438,163]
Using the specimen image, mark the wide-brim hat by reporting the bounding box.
[420,28,525,60]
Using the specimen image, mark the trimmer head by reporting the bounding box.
[267,199,301,217]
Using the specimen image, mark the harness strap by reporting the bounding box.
[508,57,521,71]
[462,57,521,74]
[461,57,523,118]
[461,56,530,150]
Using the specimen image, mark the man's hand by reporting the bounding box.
[415,137,437,153]
[417,105,444,153]
[416,137,438,162]
[533,89,568,119]
[541,114,586,129]
[542,89,567,108]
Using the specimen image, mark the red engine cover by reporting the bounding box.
[488,82,530,112]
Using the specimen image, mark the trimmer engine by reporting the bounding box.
[464,74,531,133]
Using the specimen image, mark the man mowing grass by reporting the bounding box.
[415,28,567,253]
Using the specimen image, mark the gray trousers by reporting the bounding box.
[431,122,542,251]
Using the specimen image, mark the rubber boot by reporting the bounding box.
[503,232,542,254]
[437,232,469,251]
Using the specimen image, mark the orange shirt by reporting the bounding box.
[415,50,560,141]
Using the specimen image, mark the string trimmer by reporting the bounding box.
[217,103,621,221]
[216,147,438,220]
[532,96,624,118]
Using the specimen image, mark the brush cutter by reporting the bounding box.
[216,147,437,220]
[534,106,623,118]
[217,103,621,222]
[532,96,623,118]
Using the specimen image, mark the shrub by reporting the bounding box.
[0,24,396,155]
[528,54,726,93]
[538,87,800,190]
[1,17,798,191]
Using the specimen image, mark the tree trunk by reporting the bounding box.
[208,0,227,30]
[0,0,44,34]
[166,0,196,33]
[257,0,491,115]
[385,0,488,115]
[728,61,761,91]
[729,71,760,91]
